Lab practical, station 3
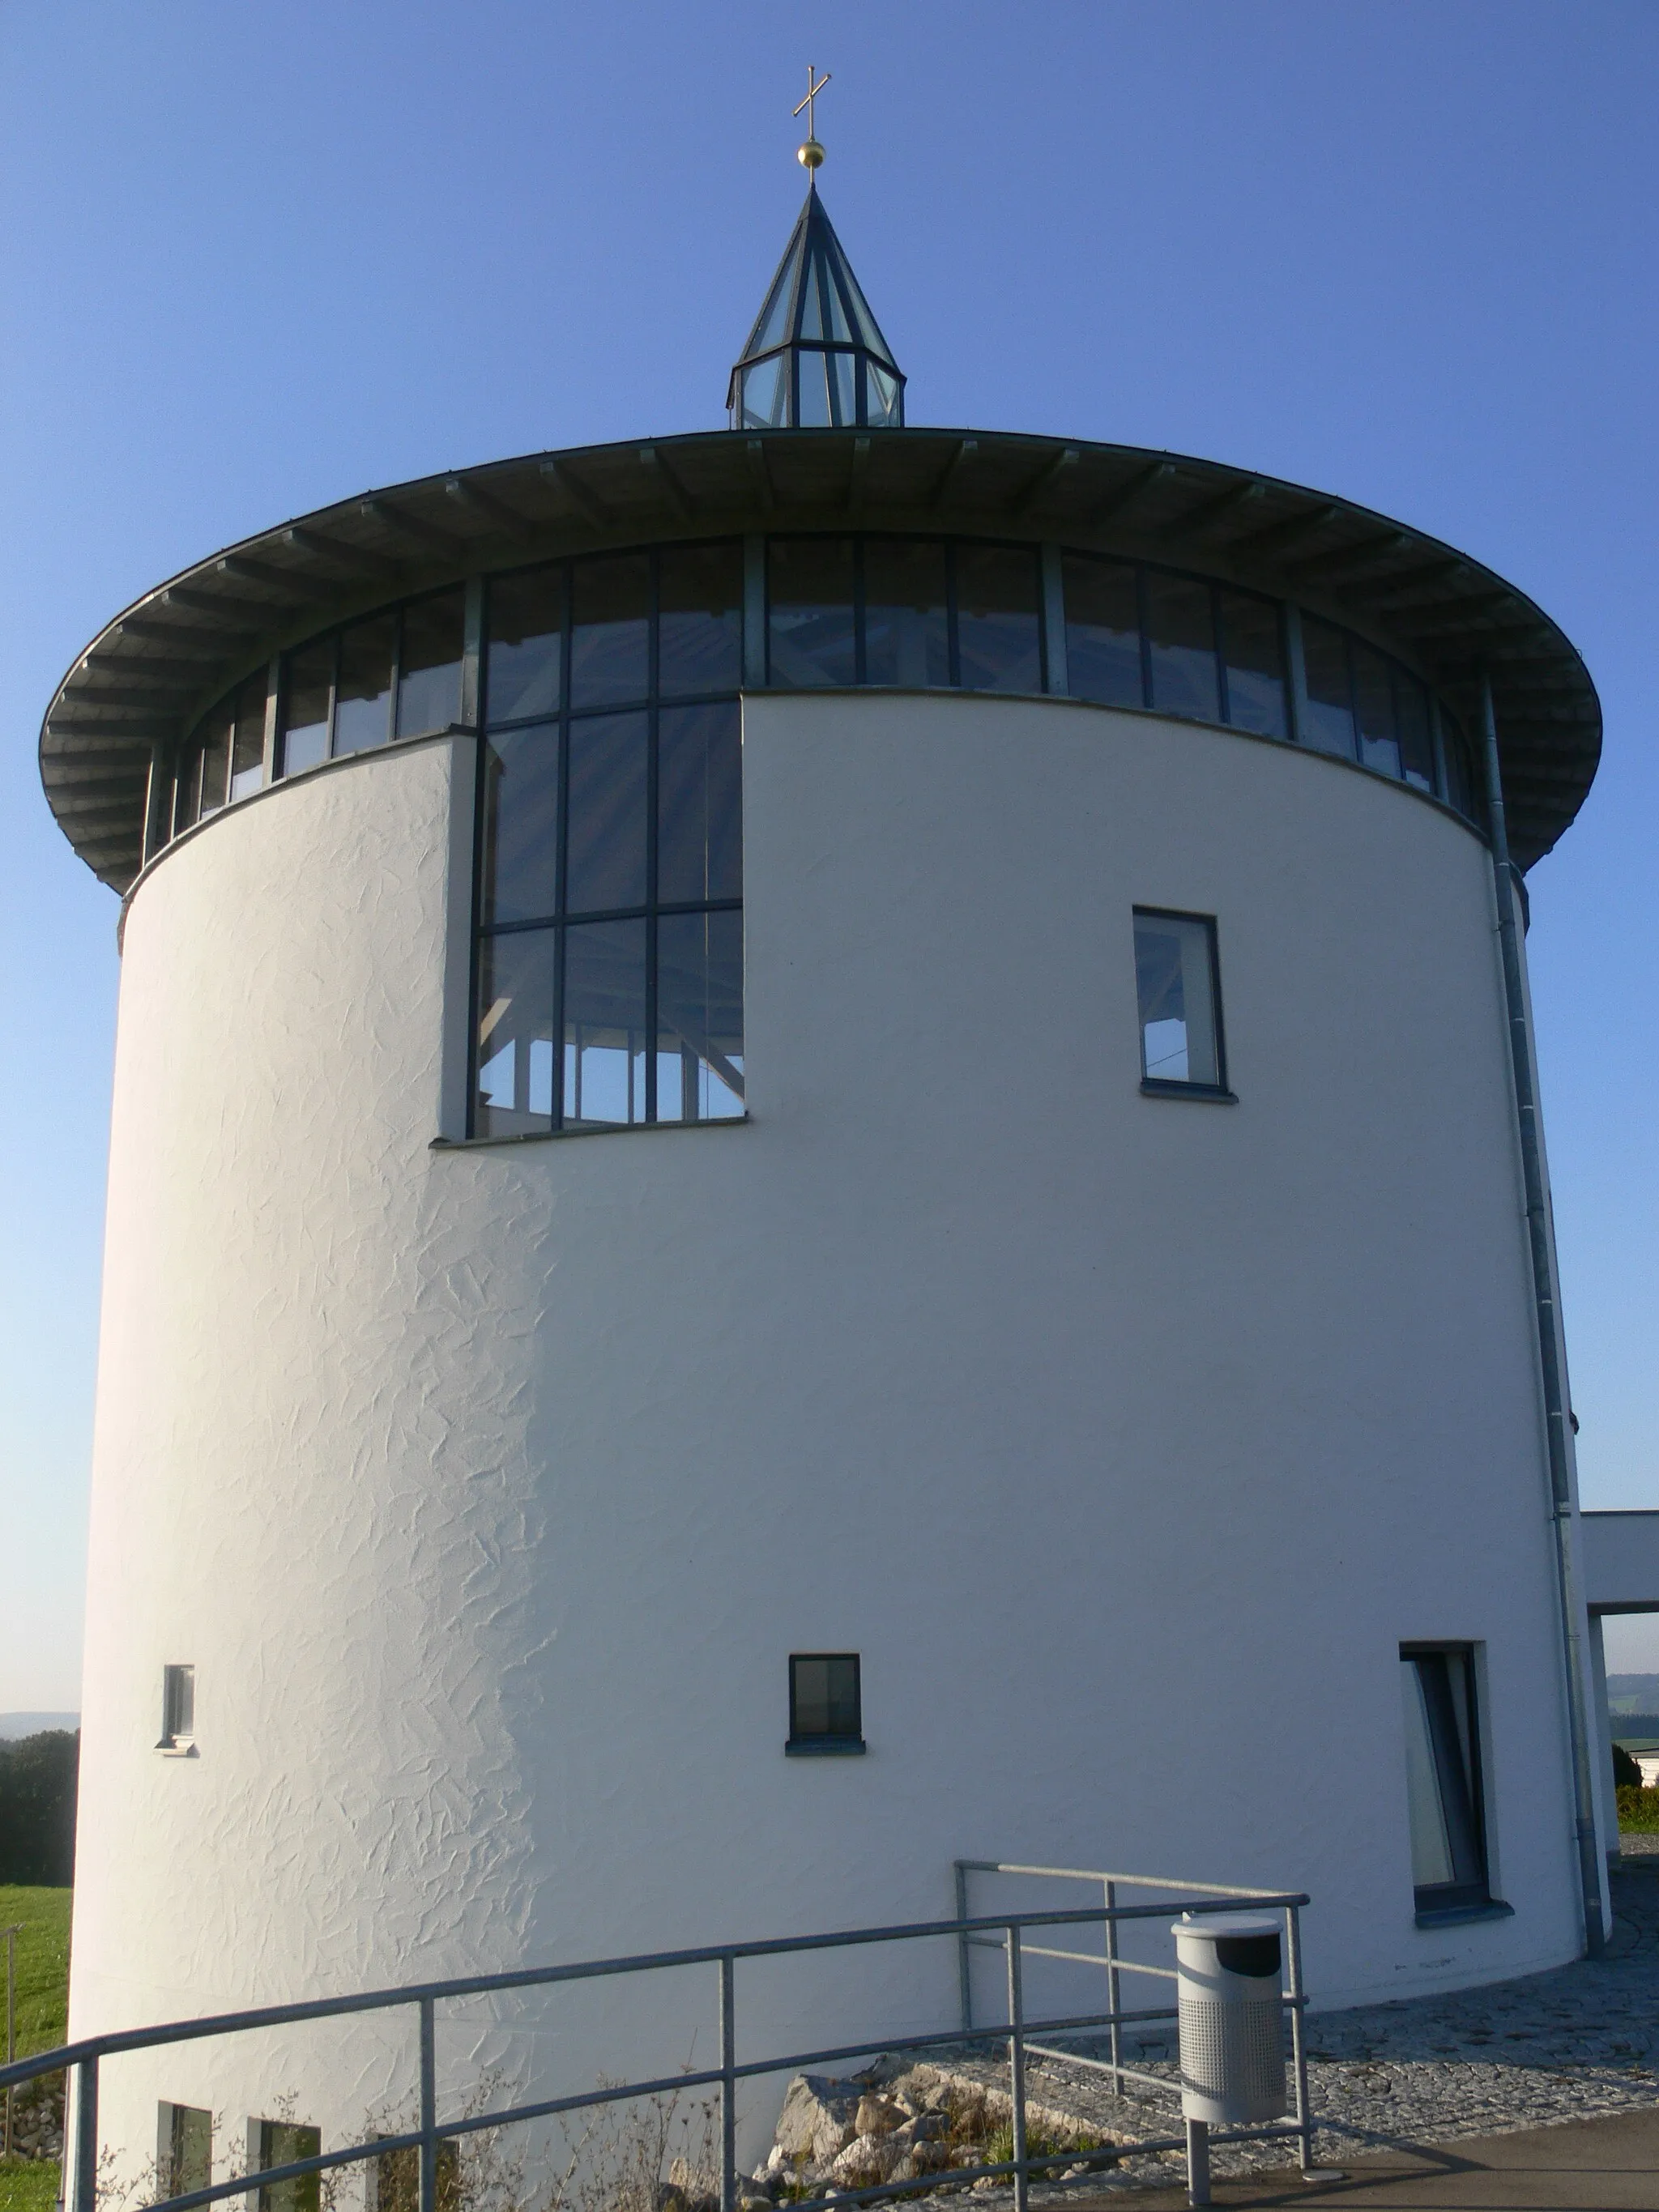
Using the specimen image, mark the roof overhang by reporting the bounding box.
[41,427,1601,892]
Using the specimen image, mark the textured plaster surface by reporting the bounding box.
[70,698,1593,2184]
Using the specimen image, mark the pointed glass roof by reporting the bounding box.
[727,186,905,431]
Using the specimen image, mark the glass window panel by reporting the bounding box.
[1353,641,1401,778]
[197,710,232,818]
[1396,675,1435,791]
[1401,1652,1486,1903]
[570,553,650,709]
[563,918,648,1127]
[824,264,855,344]
[280,641,333,776]
[231,676,268,801]
[1146,573,1220,721]
[1442,711,1477,816]
[164,2106,212,2199]
[1299,617,1355,757]
[956,543,1043,693]
[863,539,949,687]
[768,538,856,687]
[831,352,855,426]
[397,588,464,739]
[657,908,744,1123]
[659,702,742,906]
[479,724,560,927]
[1064,555,1143,707]
[1218,590,1287,739]
[474,927,557,1137]
[658,542,743,697]
[749,262,795,356]
[333,613,395,756]
[257,2122,322,2212]
[486,567,564,725]
[797,351,834,427]
[740,356,788,430]
[173,744,198,834]
[791,1655,859,1740]
[162,1664,194,1741]
[867,364,902,428]
[1133,911,1221,1088]
[565,710,647,914]
[800,261,825,339]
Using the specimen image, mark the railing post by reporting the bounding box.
[719,1954,736,2212]
[1103,1879,1122,2097]
[419,1997,437,2212]
[73,2055,99,2212]
[1004,1925,1027,2212]
[1184,2118,1210,2207]
[1286,1905,1312,2176]
[953,1862,972,2036]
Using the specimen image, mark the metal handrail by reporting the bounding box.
[953,1860,1316,2201]
[6,1885,1311,2212]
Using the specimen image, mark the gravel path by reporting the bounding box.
[902,1856,1659,2201]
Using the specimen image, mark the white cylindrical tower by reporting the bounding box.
[42,421,1603,2195]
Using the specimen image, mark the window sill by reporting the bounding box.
[156,1740,198,1758]
[434,1114,749,1152]
[1414,1899,1512,1929]
[1140,1080,1239,1104]
[785,1738,867,1758]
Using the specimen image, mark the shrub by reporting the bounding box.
[1616,1783,1659,1833]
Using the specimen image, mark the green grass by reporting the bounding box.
[0,2158,60,2212]
[0,1890,71,2056]
[1618,1784,1659,1834]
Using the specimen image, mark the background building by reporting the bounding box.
[44,182,1608,2189]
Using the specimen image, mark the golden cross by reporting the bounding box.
[793,65,830,140]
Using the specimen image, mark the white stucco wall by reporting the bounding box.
[71,693,1589,2188]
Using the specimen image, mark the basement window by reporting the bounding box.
[1401,1645,1504,1922]
[787,1654,864,1755]
[158,1664,195,1752]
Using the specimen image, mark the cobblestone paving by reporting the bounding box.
[906,1858,1659,2201]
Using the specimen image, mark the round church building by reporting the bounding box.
[48,169,1610,2187]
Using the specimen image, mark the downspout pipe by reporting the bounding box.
[1479,669,1606,1956]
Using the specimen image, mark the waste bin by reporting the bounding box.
[1171,1912,1287,2126]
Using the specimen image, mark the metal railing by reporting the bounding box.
[0,1878,1312,2212]
[955,1861,1315,2197]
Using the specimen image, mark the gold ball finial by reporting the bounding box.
[797,137,825,170]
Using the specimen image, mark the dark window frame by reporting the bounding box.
[1132,906,1234,1102]
[787,1652,864,1756]
[159,1662,195,1750]
[1400,1642,1508,1924]
[470,542,745,1139]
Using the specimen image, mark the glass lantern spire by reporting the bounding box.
[727,185,906,431]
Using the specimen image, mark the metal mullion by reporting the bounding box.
[646,556,659,1124]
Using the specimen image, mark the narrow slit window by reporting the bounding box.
[1401,1646,1493,1918]
[787,1653,864,1754]
[158,2104,212,2199]
[160,1663,195,1748]
[1132,910,1226,1093]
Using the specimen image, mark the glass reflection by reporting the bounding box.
[1397,678,1435,791]
[657,910,744,1122]
[279,641,332,774]
[475,927,557,1137]
[659,543,743,697]
[563,919,648,1127]
[334,614,395,755]
[769,539,856,685]
[864,539,949,687]
[1147,573,1219,722]
[230,676,267,801]
[1218,591,1286,739]
[659,702,742,906]
[565,711,648,914]
[1133,910,1222,1089]
[198,714,231,819]
[571,554,650,709]
[397,589,464,739]
[479,725,560,927]
[1300,618,1355,757]
[1064,555,1142,707]
[1354,644,1401,778]
[487,568,564,725]
[956,544,1043,693]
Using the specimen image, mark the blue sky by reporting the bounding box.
[2,1,1656,1707]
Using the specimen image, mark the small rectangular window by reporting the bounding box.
[160,1664,195,1748]
[1401,1646,1494,1918]
[1132,910,1226,1094]
[158,2103,212,2199]
[250,2119,322,2212]
[787,1653,864,1754]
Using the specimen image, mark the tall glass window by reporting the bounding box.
[1133,909,1226,1093]
[472,545,744,1139]
[1401,1646,1492,1917]
[1146,572,1220,722]
[1064,555,1142,708]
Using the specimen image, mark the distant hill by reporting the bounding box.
[1608,1675,1659,1710]
[0,1713,79,1740]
